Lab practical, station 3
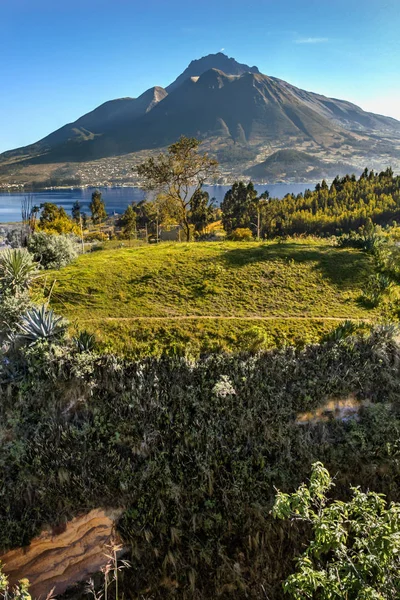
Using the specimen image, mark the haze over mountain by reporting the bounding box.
[1,52,399,186]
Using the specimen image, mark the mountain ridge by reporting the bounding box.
[1,52,399,185]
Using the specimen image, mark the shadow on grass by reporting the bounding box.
[220,243,371,289]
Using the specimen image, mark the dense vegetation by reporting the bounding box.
[257,168,400,237]
[1,328,400,598]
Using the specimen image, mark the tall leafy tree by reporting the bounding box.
[221,181,258,235]
[71,200,82,224]
[136,136,219,242]
[89,190,107,226]
[189,189,216,235]
[118,204,137,237]
[39,202,68,226]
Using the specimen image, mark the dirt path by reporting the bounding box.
[80,315,371,322]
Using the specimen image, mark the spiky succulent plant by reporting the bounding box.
[0,248,38,293]
[73,330,97,352]
[17,305,66,345]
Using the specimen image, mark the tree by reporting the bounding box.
[81,212,88,230]
[189,189,216,235]
[89,190,107,226]
[250,190,269,239]
[118,204,137,238]
[273,462,400,599]
[39,202,68,226]
[71,200,82,224]
[38,202,79,235]
[221,181,258,235]
[136,136,219,242]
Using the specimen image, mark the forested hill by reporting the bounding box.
[263,167,400,236]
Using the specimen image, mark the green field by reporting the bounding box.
[47,240,380,356]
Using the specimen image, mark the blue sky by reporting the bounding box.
[1,0,399,152]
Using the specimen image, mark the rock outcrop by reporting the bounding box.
[0,508,123,599]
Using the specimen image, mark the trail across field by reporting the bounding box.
[47,241,383,356]
[81,315,371,322]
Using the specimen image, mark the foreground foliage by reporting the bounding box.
[1,329,400,598]
[274,462,400,599]
[0,564,30,600]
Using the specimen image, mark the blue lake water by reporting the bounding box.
[0,183,314,223]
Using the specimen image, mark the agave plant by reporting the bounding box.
[73,330,97,352]
[17,305,66,345]
[0,248,38,293]
[321,320,360,343]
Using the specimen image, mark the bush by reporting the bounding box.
[84,231,109,243]
[0,249,37,340]
[230,227,253,241]
[1,329,400,598]
[0,564,30,600]
[28,232,78,269]
[273,462,400,599]
[238,326,274,351]
[362,273,393,307]
[0,291,32,341]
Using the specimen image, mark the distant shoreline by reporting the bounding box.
[0,180,319,193]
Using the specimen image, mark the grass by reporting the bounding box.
[46,240,380,356]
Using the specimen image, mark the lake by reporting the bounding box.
[0,183,314,223]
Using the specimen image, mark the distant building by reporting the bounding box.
[160,225,182,242]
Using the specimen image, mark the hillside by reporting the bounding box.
[1,52,400,186]
[47,240,379,356]
[246,149,359,181]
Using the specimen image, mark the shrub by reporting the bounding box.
[28,232,78,269]
[238,326,274,351]
[229,227,253,241]
[362,273,393,307]
[84,231,109,243]
[0,291,32,341]
[0,564,30,600]
[273,462,400,599]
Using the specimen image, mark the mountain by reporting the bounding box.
[1,52,399,186]
[166,52,259,93]
[246,149,359,181]
[107,69,347,156]
[0,86,168,162]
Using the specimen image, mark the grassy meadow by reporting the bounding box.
[46,240,380,356]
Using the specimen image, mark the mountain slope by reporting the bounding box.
[246,149,359,181]
[273,78,400,134]
[1,86,168,163]
[20,69,350,163]
[110,69,346,154]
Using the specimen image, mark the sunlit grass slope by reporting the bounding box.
[48,240,378,356]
